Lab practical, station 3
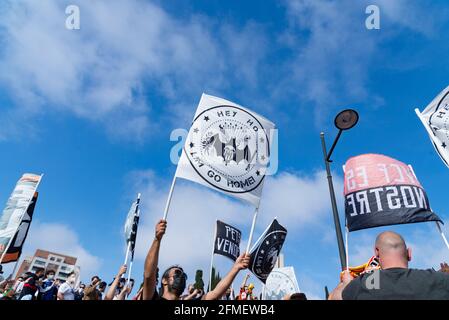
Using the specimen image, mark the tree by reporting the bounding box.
[194,269,204,291]
[208,267,222,292]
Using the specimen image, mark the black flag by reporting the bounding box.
[2,192,38,264]
[129,214,139,260]
[213,220,241,261]
[249,219,287,283]
[124,195,140,260]
[344,154,442,232]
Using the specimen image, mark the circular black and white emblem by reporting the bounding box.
[251,231,287,281]
[430,90,449,149]
[264,269,298,300]
[185,105,270,194]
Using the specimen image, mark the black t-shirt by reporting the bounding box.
[19,274,39,300]
[342,268,449,300]
[148,289,166,300]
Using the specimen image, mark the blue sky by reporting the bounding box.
[1,0,449,299]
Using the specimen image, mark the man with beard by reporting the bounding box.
[142,219,250,300]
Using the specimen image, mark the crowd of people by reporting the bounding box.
[0,264,135,301]
[2,222,449,300]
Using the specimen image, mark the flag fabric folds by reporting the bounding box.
[415,85,449,167]
[344,154,442,232]
[175,93,275,208]
[124,196,140,260]
[1,192,38,264]
[0,173,42,261]
[213,220,241,262]
[248,219,287,283]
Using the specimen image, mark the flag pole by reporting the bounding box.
[345,224,349,272]
[208,222,217,292]
[320,133,347,270]
[9,260,20,279]
[245,206,259,254]
[0,174,43,265]
[415,108,449,167]
[415,109,434,137]
[162,176,177,220]
[126,259,134,288]
[123,241,131,269]
[126,194,140,285]
[435,221,449,252]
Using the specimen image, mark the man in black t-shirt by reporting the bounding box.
[142,219,250,300]
[19,268,45,300]
[329,231,449,300]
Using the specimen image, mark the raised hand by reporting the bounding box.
[155,219,167,241]
[234,253,250,271]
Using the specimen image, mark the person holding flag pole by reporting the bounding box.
[162,92,275,264]
[143,94,276,300]
[329,153,449,300]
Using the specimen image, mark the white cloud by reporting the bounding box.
[348,223,449,270]
[260,171,344,230]
[375,0,446,36]
[128,168,342,295]
[278,0,447,125]
[280,0,378,123]
[17,221,102,280]
[0,0,267,141]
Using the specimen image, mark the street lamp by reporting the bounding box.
[320,109,359,270]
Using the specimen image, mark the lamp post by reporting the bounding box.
[320,109,359,270]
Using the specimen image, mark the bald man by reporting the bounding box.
[329,231,449,300]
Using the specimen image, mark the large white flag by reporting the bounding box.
[176,93,275,207]
[0,174,42,260]
[415,85,449,167]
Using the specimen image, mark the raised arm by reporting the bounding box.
[104,265,127,300]
[83,280,99,297]
[328,270,353,300]
[203,253,250,300]
[142,219,167,300]
[115,284,132,300]
[182,288,200,300]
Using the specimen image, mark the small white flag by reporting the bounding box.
[176,93,275,207]
[415,85,449,167]
[263,266,300,300]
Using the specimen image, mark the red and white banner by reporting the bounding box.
[344,154,441,231]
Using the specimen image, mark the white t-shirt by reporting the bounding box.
[58,282,75,300]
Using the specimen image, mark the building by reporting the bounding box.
[15,249,80,282]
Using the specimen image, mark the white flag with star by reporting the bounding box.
[415,85,449,168]
[175,93,275,208]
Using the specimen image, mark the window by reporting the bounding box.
[34,260,46,266]
[56,258,62,263]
